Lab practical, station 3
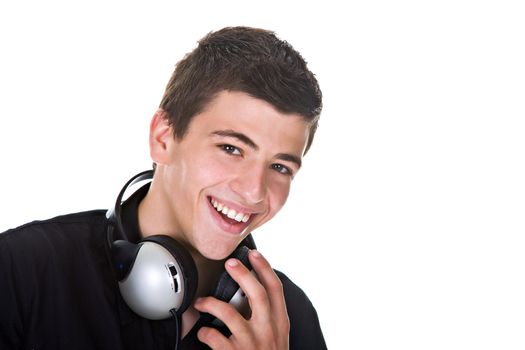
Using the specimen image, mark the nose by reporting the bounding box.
[230,163,267,205]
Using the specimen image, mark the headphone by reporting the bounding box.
[106,170,254,321]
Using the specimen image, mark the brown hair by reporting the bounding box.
[159,26,322,153]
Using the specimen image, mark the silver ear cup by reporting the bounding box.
[118,242,186,320]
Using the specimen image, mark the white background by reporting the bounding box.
[1,1,524,349]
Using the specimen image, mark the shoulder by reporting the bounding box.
[0,209,111,296]
[0,210,114,348]
[0,210,108,262]
[275,270,311,304]
[2,210,107,234]
[1,210,108,237]
[275,270,327,350]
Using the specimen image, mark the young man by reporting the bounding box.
[0,27,325,349]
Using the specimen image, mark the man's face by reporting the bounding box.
[151,90,310,260]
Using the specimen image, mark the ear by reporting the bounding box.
[149,109,173,165]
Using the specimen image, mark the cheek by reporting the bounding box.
[181,155,230,192]
[267,180,292,217]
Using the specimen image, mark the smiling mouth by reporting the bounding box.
[208,196,254,226]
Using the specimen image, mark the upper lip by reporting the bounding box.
[208,195,261,215]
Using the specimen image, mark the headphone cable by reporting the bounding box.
[169,308,181,350]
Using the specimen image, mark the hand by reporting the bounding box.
[193,250,290,350]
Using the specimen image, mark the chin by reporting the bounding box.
[193,237,239,261]
[192,223,253,261]
[199,246,235,261]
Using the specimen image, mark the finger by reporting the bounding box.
[223,257,271,322]
[193,296,248,336]
[248,250,289,330]
[197,326,230,350]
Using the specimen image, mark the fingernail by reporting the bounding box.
[250,249,261,258]
[227,258,239,267]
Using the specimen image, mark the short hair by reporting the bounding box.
[159,26,322,153]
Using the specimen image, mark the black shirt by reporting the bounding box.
[0,192,326,349]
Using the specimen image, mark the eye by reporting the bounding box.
[271,163,293,176]
[219,144,242,156]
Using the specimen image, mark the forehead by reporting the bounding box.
[187,91,311,154]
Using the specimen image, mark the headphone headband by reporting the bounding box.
[106,170,153,242]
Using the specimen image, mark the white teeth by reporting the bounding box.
[211,198,252,223]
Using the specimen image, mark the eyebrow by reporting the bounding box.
[210,129,302,168]
[211,130,258,150]
[275,153,302,169]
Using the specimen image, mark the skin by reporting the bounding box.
[138,90,311,349]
